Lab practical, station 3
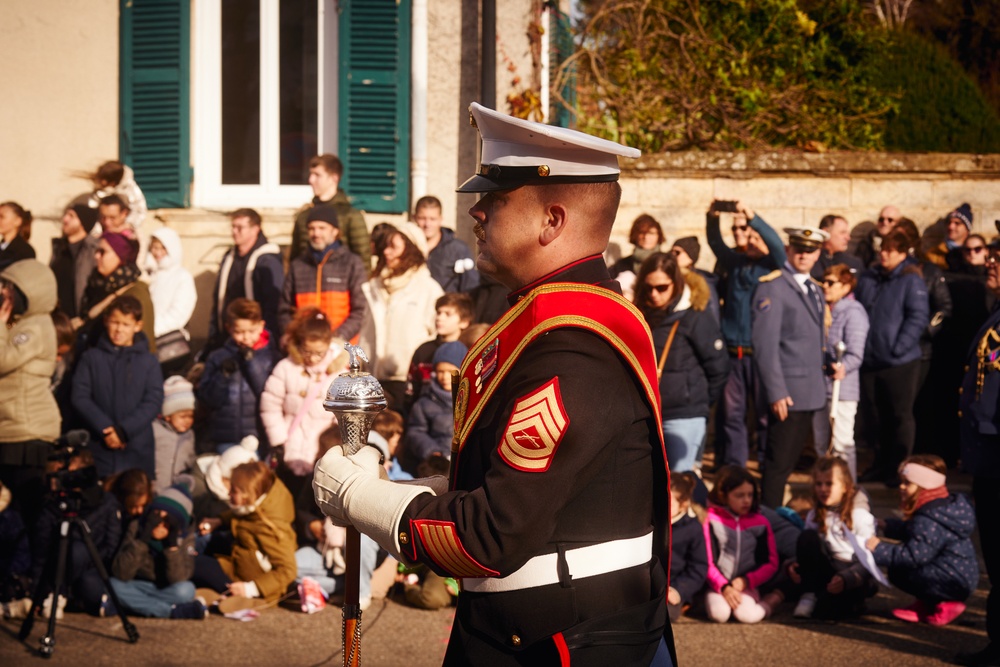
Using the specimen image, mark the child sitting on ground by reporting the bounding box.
[109,479,205,619]
[0,481,31,618]
[402,341,468,472]
[370,409,411,481]
[787,456,877,619]
[153,376,196,494]
[405,293,473,414]
[668,472,708,621]
[867,454,979,626]
[71,295,163,480]
[704,465,778,624]
[197,298,278,455]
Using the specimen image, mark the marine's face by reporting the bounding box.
[468,187,537,289]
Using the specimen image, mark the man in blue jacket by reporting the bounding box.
[707,201,786,469]
[751,227,829,508]
[413,195,480,294]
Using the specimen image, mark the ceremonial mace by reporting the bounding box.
[323,343,387,667]
[827,340,847,454]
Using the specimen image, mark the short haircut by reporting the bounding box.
[229,461,275,502]
[435,293,474,323]
[824,263,857,291]
[460,323,491,348]
[881,228,912,254]
[707,465,760,514]
[105,295,143,321]
[414,195,442,213]
[99,193,130,212]
[225,298,262,326]
[230,207,262,227]
[818,214,845,231]
[372,409,404,441]
[310,154,343,178]
[628,213,664,246]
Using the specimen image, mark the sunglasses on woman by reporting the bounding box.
[645,283,672,294]
[963,246,986,255]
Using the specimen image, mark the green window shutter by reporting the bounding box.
[339,0,411,213]
[120,0,191,209]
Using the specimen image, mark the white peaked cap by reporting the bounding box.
[457,102,641,193]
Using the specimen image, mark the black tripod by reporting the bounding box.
[18,497,139,657]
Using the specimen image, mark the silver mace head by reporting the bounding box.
[323,343,387,455]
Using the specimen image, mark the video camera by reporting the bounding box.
[46,430,98,495]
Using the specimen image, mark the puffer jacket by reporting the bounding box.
[704,505,779,593]
[291,190,371,266]
[0,259,60,444]
[71,332,164,478]
[648,271,729,421]
[427,228,480,293]
[277,244,368,339]
[143,227,197,337]
[874,493,979,601]
[405,379,455,462]
[197,334,278,447]
[260,345,348,475]
[112,515,196,586]
[824,295,869,402]
[916,260,952,361]
[218,477,298,602]
[855,258,930,369]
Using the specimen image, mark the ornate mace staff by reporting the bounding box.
[323,343,386,667]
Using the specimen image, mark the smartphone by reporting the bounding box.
[713,200,739,213]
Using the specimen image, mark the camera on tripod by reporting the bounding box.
[45,430,98,497]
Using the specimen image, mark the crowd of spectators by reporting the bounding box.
[0,156,993,656]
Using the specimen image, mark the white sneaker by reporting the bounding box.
[794,593,817,618]
[359,596,372,612]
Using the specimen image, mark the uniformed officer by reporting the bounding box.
[955,241,1000,667]
[314,103,675,666]
[751,227,829,508]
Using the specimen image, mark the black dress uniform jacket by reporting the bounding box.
[400,256,675,666]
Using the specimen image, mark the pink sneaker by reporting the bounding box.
[925,601,966,626]
[891,600,928,623]
[298,577,328,614]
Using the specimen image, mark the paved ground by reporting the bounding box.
[1,474,990,666]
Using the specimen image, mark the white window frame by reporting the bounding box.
[191,0,338,208]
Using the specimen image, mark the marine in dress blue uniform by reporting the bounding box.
[314,104,676,666]
[751,227,829,508]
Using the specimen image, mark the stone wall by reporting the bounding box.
[610,152,1000,270]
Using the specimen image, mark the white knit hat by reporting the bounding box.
[205,435,259,501]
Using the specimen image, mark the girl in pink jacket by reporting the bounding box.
[703,465,779,623]
[260,308,348,500]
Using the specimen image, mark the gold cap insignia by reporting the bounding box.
[537,165,550,177]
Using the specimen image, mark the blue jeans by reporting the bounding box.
[109,578,195,618]
[295,534,379,600]
[663,417,707,472]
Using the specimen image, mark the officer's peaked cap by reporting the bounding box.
[783,226,829,250]
[457,102,641,193]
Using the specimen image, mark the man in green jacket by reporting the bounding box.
[290,154,371,267]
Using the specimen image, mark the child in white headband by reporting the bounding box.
[866,455,979,627]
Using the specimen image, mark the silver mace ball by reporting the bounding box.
[323,343,387,455]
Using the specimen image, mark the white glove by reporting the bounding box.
[313,446,435,560]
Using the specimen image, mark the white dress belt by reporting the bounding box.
[462,532,654,594]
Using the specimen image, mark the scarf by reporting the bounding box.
[81,262,141,313]
[905,485,950,520]
[380,265,420,295]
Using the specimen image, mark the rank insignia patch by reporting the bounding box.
[413,520,499,577]
[756,297,771,313]
[498,377,569,472]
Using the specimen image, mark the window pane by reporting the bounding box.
[279,0,318,185]
[221,0,261,185]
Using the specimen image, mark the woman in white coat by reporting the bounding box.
[359,222,443,412]
[144,226,197,372]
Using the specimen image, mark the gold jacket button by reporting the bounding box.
[511,634,521,647]
[958,410,963,418]
[399,532,409,545]
[958,387,963,394]
[965,365,970,372]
